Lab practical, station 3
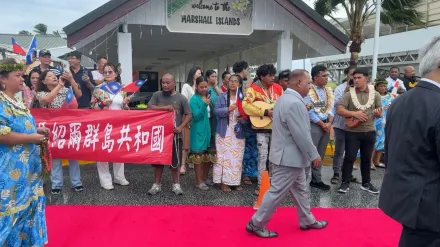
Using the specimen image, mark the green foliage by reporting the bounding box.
[18,30,32,35]
[33,23,48,35]
[314,0,424,35]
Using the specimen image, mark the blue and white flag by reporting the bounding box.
[26,36,37,65]
[100,81,122,95]
[65,87,74,104]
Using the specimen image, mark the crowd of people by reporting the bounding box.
[1,34,439,246]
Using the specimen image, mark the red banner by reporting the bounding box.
[31,109,175,165]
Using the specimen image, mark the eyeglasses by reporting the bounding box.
[104,71,114,75]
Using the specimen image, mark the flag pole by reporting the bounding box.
[371,0,382,81]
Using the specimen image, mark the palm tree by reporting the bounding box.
[18,30,32,35]
[33,23,48,35]
[314,0,424,65]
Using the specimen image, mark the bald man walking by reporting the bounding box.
[401,66,418,90]
[245,70,328,238]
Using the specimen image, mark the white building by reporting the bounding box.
[63,0,349,91]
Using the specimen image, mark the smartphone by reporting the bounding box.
[207,90,211,99]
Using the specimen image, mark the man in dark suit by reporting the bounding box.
[379,36,440,247]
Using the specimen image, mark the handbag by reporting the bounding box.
[234,121,245,139]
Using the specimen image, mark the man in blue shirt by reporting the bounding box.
[67,51,96,108]
[304,65,334,190]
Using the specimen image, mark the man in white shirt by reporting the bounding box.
[386,66,406,92]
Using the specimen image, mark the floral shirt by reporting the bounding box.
[36,87,78,109]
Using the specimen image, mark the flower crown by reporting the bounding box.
[0,63,25,73]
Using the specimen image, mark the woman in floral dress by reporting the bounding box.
[0,58,49,246]
[371,79,394,169]
[214,74,246,192]
[35,70,84,195]
[91,63,130,190]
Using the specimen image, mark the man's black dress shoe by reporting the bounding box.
[246,221,278,238]
[310,181,331,190]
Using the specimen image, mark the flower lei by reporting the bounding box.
[308,86,335,118]
[0,63,24,73]
[349,85,376,111]
[39,140,52,182]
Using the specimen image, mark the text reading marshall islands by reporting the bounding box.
[180,1,243,26]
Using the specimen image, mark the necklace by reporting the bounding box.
[261,85,274,103]
[0,91,28,111]
[349,85,375,111]
[309,86,334,115]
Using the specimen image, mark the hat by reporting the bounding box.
[39,49,51,57]
[375,78,387,86]
[68,51,82,59]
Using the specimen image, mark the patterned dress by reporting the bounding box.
[213,99,245,186]
[374,93,394,150]
[0,93,48,246]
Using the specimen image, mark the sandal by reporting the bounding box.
[221,184,231,192]
[243,177,253,185]
[234,186,243,191]
[179,165,186,175]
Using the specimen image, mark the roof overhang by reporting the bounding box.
[64,0,348,52]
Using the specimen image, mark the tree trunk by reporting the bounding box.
[349,40,362,66]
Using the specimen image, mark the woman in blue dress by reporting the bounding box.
[0,58,49,246]
[371,79,394,169]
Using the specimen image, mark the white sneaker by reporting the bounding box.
[172,183,183,195]
[378,163,386,168]
[148,183,161,195]
[102,184,114,190]
[114,179,130,186]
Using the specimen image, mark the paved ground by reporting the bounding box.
[47,163,385,208]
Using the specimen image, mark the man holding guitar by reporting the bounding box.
[304,65,334,191]
[242,64,283,194]
[336,68,382,194]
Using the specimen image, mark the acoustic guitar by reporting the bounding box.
[345,107,386,128]
[249,101,275,128]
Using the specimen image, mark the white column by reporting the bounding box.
[117,25,132,85]
[277,30,293,71]
[371,0,382,81]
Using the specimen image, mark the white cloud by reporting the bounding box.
[0,0,109,34]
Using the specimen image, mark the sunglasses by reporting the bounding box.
[104,71,114,75]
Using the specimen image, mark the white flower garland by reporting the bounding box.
[0,91,28,111]
[349,85,375,111]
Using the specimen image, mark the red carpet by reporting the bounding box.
[46,205,401,247]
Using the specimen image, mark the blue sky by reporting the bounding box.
[0,0,108,34]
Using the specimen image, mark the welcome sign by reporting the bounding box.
[166,0,254,35]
